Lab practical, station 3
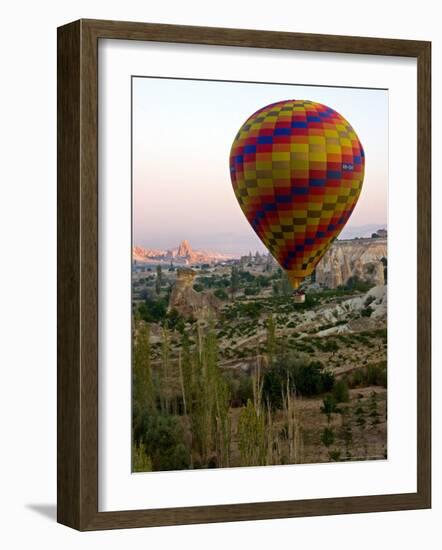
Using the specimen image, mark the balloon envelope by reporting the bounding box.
[229,100,365,289]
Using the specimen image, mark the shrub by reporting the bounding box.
[239,270,255,283]
[132,442,153,472]
[296,362,334,396]
[242,301,262,319]
[322,369,336,392]
[134,413,190,471]
[322,340,339,353]
[244,286,259,296]
[344,276,373,293]
[262,356,334,408]
[256,275,270,288]
[350,369,364,387]
[214,288,228,301]
[166,308,185,332]
[350,363,387,388]
[366,364,387,387]
[138,297,167,323]
[361,305,374,317]
[329,450,341,461]
[320,394,340,421]
[225,372,254,407]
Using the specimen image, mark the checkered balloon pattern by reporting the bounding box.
[229,100,365,289]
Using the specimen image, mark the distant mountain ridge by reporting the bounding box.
[338,224,387,240]
[133,240,236,265]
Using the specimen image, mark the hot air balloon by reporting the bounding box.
[229,100,365,300]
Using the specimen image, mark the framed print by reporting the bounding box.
[57,19,431,530]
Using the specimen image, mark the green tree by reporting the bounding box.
[138,297,167,323]
[280,271,293,296]
[155,264,163,294]
[321,369,336,392]
[161,326,171,413]
[333,378,350,403]
[296,362,332,397]
[132,442,153,472]
[366,363,387,387]
[282,382,303,464]
[340,413,353,459]
[266,315,276,364]
[355,399,366,429]
[140,413,190,471]
[166,308,185,332]
[204,325,231,467]
[329,450,341,461]
[321,427,335,448]
[243,301,262,319]
[237,399,266,466]
[320,394,340,423]
[361,305,374,317]
[214,288,228,301]
[189,325,231,468]
[179,333,192,414]
[369,391,380,427]
[244,286,259,296]
[230,265,240,299]
[323,339,339,356]
[263,357,334,409]
[381,256,387,283]
[272,281,280,296]
[133,322,155,418]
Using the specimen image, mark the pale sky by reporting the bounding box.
[133,77,388,255]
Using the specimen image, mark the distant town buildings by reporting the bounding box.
[239,251,276,271]
[371,228,388,239]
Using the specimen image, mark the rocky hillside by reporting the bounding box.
[133,240,235,265]
[299,285,387,336]
[315,238,387,289]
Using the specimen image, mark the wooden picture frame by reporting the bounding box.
[57,18,431,530]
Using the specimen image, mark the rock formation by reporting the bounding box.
[315,238,387,289]
[168,268,221,320]
[298,285,387,336]
[176,239,193,259]
[133,240,235,265]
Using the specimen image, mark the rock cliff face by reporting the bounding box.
[169,268,221,319]
[315,238,387,289]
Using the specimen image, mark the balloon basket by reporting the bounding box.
[293,291,305,304]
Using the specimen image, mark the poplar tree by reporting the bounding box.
[282,379,303,464]
[155,264,163,295]
[238,357,266,466]
[280,271,293,296]
[133,322,155,415]
[238,399,266,466]
[188,324,230,467]
[161,325,170,413]
[179,333,192,416]
[266,315,276,364]
[230,265,240,299]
